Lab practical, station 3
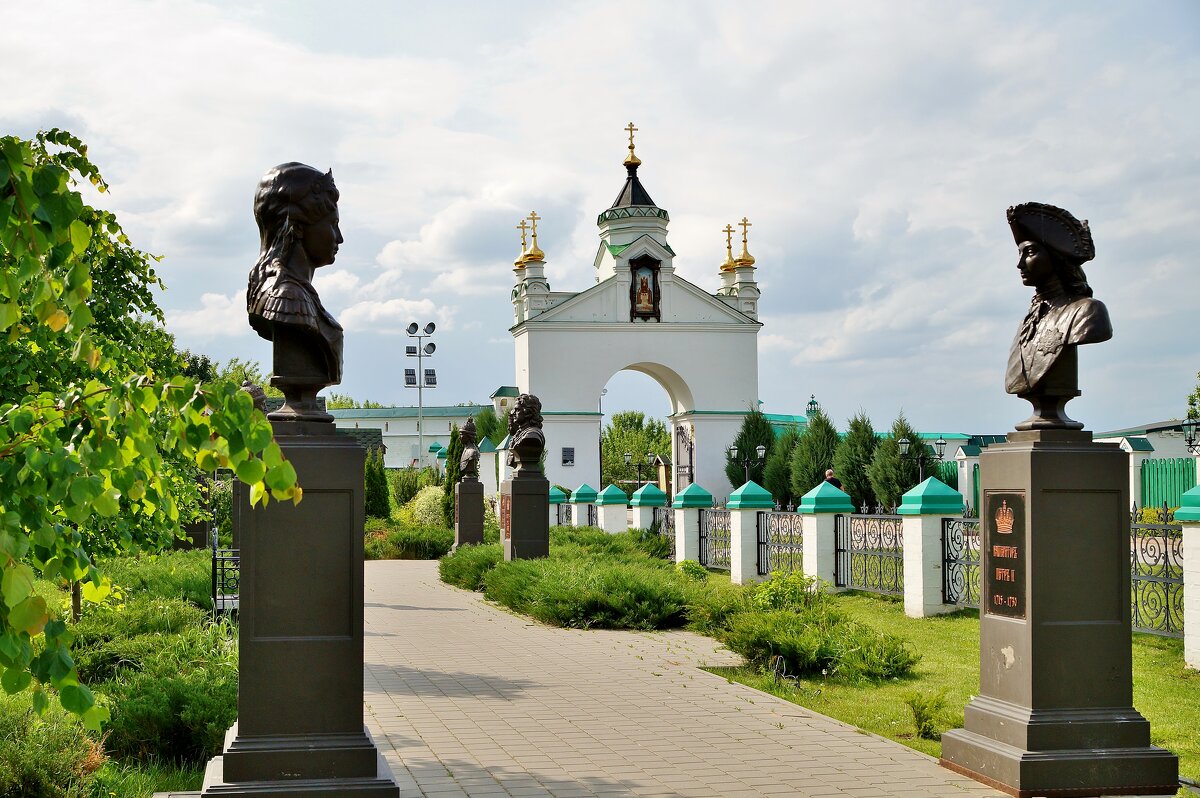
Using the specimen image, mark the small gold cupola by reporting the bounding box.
[735,216,756,268]
[525,210,545,262]
[514,218,530,267]
[623,121,641,167]
[720,223,737,272]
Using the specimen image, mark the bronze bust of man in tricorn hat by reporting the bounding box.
[1004,201,1112,430]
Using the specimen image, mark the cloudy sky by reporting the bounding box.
[4,1,1197,436]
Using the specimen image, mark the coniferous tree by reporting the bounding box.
[441,425,463,527]
[832,411,878,511]
[789,409,840,499]
[725,409,775,489]
[364,449,391,518]
[763,426,801,508]
[866,414,928,511]
[474,407,506,445]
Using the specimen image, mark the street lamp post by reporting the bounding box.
[727,443,767,484]
[898,435,947,485]
[623,451,656,492]
[405,322,437,467]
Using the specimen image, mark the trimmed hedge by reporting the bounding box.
[364,518,453,560]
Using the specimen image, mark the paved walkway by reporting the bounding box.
[364,560,1002,798]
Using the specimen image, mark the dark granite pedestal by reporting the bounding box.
[201,421,398,797]
[941,430,1178,797]
[455,479,484,548]
[501,472,549,560]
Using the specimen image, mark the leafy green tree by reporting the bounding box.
[762,426,800,507]
[725,409,774,489]
[833,411,878,511]
[326,393,384,409]
[180,350,217,384]
[790,409,840,498]
[600,411,670,495]
[0,130,298,725]
[866,414,928,510]
[441,425,462,527]
[215,357,282,397]
[364,449,390,518]
[1188,370,1199,419]
[473,407,505,446]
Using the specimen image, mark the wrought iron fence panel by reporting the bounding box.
[211,546,240,616]
[587,504,598,527]
[942,517,981,606]
[756,511,803,576]
[1130,521,1183,638]
[835,513,903,596]
[699,509,731,570]
[557,504,572,525]
[651,506,674,537]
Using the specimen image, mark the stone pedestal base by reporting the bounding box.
[455,480,484,547]
[940,430,1177,797]
[201,724,398,797]
[502,474,549,560]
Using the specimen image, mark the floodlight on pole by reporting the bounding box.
[406,321,437,467]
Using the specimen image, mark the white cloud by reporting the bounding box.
[166,291,246,339]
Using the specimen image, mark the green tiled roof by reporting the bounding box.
[478,438,497,454]
[1125,437,1155,452]
[490,386,520,398]
[898,477,963,516]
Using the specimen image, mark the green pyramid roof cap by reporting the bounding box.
[798,481,853,514]
[630,483,667,507]
[596,485,629,505]
[1174,484,1200,522]
[548,486,568,504]
[899,477,964,515]
[673,483,713,508]
[478,438,497,453]
[436,449,447,460]
[570,484,598,503]
[428,441,444,452]
[727,480,775,509]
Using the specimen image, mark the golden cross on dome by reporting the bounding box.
[516,219,529,250]
[526,210,545,260]
[738,217,752,244]
[623,121,641,167]
[721,224,736,270]
[736,217,755,267]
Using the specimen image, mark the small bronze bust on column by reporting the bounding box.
[1004,202,1112,430]
[506,394,545,476]
[459,417,480,482]
[247,163,345,422]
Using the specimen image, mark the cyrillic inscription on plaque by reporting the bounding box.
[985,492,1026,619]
[500,493,511,540]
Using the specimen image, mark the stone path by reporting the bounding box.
[364,560,1003,798]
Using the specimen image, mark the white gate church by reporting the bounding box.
[508,128,764,496]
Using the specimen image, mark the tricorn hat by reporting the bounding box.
[1007,202,1094,264]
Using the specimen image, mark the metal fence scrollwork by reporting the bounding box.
[699,509,731,570]
[835,512,903,596]
[211,532,240,617]
[756,511,803,576]
[587,504,598,527]
[557,504,572,525]
[942,517,981,606]
[1130,509,1183,639]
[651,506,673,537]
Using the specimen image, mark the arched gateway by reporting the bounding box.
[509,130,763,497]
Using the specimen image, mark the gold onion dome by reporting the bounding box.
[623,121,642,167]
[514,218,530,267]
[525,210,545,261]
[720,224,737,272]
[735,216,755,267]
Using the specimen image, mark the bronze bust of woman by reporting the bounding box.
[247,163,344,422]
[1004,202,1112,430]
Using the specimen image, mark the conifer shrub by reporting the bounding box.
[364,449,391,518]
[363,520,453,560]
[410,485,446,528]
[0,692,106,798]
[682,577,754,635]
[389,467,422,507]
[438,543,503,590]
[98,550,212,611]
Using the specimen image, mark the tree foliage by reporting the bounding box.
[0,130,298,725]
[441,424,462,527]
[789,409,840,498]
[866,413,928,510]
[762,426,800,508]
[326,393,384,410]
[364,448,390,518]
[600,411,670,496]
[1188,369,1199,419]
[473,407,505,446]
[832,411,878,511]
[213,357,281,397]
[724,409,774,489]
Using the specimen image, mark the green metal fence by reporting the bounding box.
[1140,457,1196,509]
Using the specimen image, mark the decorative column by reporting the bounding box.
[548,486,567,527]
[569,483,597,528]
[798,481,853,590]
[898,477,963,618]
[595,485,629,535]
[500,394,549,561]
[630,483,667,530]
[728,481,773,585]
[673,483,712,564]
[1176,485,1200,670]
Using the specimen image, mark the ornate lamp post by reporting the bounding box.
[405,322,436,467]
[623,451,655,491]
[727,443,767,484]
[1183,416,1199,455]
[898,435,947,484]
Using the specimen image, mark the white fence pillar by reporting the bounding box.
[728,481,774,585]
[798,481,853,590]
[596,485,629,535]
[1175,485,1200,670]
[899,477,964,618]
[673,484,712,564]
[630,483,667,531]
[569,483,597,529]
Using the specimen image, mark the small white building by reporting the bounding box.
[330,405,489,469]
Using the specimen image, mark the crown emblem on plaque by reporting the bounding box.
[995,500,1015,534]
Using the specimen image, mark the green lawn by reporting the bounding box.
[713,591,1199,791]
